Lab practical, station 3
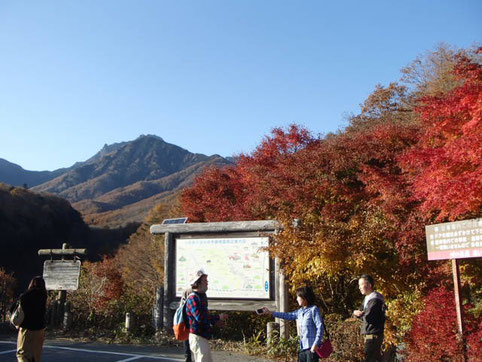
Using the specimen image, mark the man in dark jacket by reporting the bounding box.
[353,274,386,362]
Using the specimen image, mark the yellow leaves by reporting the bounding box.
[385,288,424,342]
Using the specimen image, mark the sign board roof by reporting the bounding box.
[43,260,81,291]
[425,217,482,260]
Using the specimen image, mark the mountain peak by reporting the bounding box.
[136,134,164,142]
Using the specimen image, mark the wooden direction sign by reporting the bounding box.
[43,260,81,291]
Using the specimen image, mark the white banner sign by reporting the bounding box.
[426,218,482,260]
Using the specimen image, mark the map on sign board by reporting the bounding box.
[43,260,81,291]
[426,217,482,260]
[175,237,270,299]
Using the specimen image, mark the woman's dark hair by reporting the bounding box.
[296,286,316,306]
[28,276,46,292]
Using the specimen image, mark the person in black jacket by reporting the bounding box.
[353,274,386,362]
[16,276,47,362]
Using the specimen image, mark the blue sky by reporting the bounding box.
[0,1,480,171]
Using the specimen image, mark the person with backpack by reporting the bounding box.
[260,286,324,362]
[185,269,227,362]
[181,288,193,362]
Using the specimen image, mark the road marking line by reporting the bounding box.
[0,349,17,355]
[0,341,183,361]
[116,357,143,362]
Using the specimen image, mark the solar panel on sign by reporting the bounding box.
[162,217,188,225]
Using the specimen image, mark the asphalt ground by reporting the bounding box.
[0,338,273,362]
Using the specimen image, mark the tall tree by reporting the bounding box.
[402,50,482,220]
[400,43,461,97]
[114,202,170,299]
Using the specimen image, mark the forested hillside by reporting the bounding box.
[0,183,137,291]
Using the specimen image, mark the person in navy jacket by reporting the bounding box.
[353,274,386,362]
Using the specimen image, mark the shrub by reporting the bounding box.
[406,287,481,361]
[70,258,126,329]
[326,313,365,361]
[215,311,271,341]
[0,268,16,322]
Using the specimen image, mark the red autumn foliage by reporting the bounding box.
[182,88,428,273]
[402,53,482,220]
[180,166,252,222]
[406,287,481,362]
[84,257,125,312]
[181,124,315,222]
[179,49,481,350]
[182,115,431,289]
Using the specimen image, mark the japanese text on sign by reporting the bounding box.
[425,218,482,260]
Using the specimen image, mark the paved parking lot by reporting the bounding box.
[0,339,272,362]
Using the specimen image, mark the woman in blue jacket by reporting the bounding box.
[261,286,324,362]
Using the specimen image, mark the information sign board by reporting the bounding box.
[175,236,270,299]
[425,217,482,260]
[43,260,81,291]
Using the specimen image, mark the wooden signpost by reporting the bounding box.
[425,217,482,362]
[150,220,290,338]
[38,243,87,328]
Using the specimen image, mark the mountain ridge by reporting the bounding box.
[1,135,232,227]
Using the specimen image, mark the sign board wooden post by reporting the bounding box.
[425,217,481,362]
[451,259,465,336]
[150,220,282,331]
[38,243,87,327]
